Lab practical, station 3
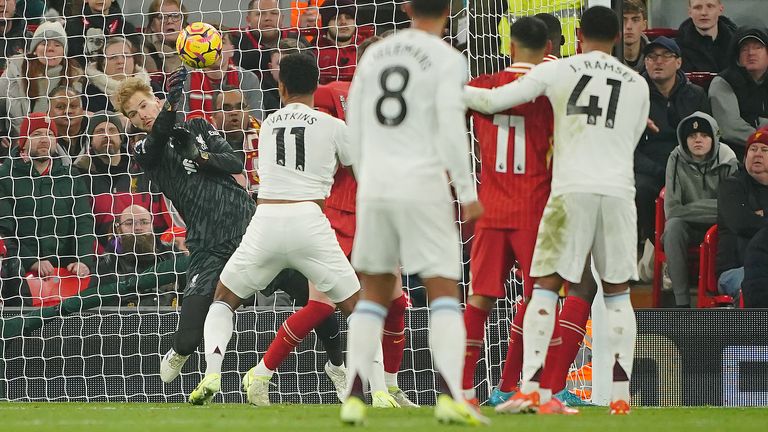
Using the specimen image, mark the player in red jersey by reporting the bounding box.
[462,16,556,408]
[252,36,416,408]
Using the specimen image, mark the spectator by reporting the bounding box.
[234,0,282,74]
[262,38,307,115]
[64,0,131,62]
[96,205,182,306]
[0,0,27,72]
[676,0,736,73]
[663,112,737,307]
[717,128,768,306]
[182,26,263,121]
[85,36,160,112]
[0,113,95,304]
[636,37,710,252]
[210,87,260,196]
[47,86,88,160]
[142,0,187,80]
[709,26,768,159]
[0,21,85,136]
[621,0,648,73]
[317,0,363,84]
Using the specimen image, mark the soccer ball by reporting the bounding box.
[176,22,223,69]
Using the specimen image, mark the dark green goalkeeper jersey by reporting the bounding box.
[133,110,256,252]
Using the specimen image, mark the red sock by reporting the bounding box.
[263,301,335,370]
[540,308,562,391]
[548,296,591,393]
[382,294,408,374]
[498,302,525,392]
[462,304,490,391]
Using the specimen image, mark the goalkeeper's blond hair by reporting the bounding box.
[115,77,155,117]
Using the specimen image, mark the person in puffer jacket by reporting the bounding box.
[663,111,738,307]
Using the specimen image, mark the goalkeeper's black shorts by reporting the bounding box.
[184,238,241,297]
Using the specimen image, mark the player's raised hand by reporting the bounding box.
[164,66,188,111]
[171,126,201,161]
[461,201,484,222]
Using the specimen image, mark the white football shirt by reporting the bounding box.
[257,103,351,200]
[347,29,477,204]
[464,50,650,200]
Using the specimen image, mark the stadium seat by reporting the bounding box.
[645,28,679,40]
[696,225,738,308]
[685,72,718,91]
[651,188,704,307]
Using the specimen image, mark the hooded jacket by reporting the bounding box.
[0,148,96,273]
[709,26,768,151]
[664,112,738,224]
[636,69,710,179]
[676,16,737,73]
[716,166,768,275]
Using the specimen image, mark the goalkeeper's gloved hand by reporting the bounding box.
[164,66,188,111]
[171,126,201,161]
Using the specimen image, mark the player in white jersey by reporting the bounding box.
[340,0,486,426]
[188,53,362,405]
[464,6,650,415]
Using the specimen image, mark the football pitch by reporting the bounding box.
[1,403,765,432]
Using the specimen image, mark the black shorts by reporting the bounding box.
[184,239,241,297]
[261,268,310,306]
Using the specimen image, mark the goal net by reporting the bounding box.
[0,0,589,404]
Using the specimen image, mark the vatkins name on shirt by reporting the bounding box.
[567,59,639,83]
[263,111,318,126]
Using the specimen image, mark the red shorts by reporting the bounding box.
[325,207,356,258]
[469,227,537,299]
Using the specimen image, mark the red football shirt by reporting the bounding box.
[314,81,357,213]
[469,63,554,230]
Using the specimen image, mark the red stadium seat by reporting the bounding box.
[696,225,738,308]
[25,268,91,307]
[685,72,718,91]
[651,188,704,307]
[645,28,679,40]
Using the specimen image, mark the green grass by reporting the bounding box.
[0,403,765,432]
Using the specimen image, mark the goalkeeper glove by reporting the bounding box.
[171,126,202,161]
[164,66,188,111]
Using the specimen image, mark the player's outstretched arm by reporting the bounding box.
[462,63,552,115]
[436,55,478,207]
[184,119,244,175]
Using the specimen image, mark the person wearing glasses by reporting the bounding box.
[142,0,188,83]
[634,36,710,280]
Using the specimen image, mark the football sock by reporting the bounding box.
[370,343,387,392]
[314,314,344,367]
[499,301,526,392]
[549,295,591,393]
[263,301,335,370]
[520,288,559,394]
[382,294,407,374]
[605,290,636,402]
[538,310,561,404]
[203,301,234,375]
[429,296,465,400]
[345,300,387,400]
[384,372,398,389]
[252,358,274,379]
[462,303,490,392]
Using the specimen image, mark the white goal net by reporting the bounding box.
[0,0,590,404]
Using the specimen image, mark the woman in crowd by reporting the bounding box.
[47,86,88,160]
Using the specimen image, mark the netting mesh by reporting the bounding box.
[0,0,589,403]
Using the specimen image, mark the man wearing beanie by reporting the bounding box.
[317,0,364,84]
[663,112,738,307]
[717,127,768,307]
[0,113,95,305]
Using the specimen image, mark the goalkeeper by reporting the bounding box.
[113,68,257,383]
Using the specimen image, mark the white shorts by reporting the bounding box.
[220,202,360,303]
[530,193,638,284]
[352,200,462,280]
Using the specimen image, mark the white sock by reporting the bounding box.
[605,290,636,402]
[429,297,465,400]
[253,358,275,379]
[344,300,387,400]
[203,301,234,375]
[520,288,559,394]
[384,372,398,389]
[369,343,387,392]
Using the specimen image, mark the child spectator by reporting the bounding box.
[0,21,85,136]
[663,112,737,307]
